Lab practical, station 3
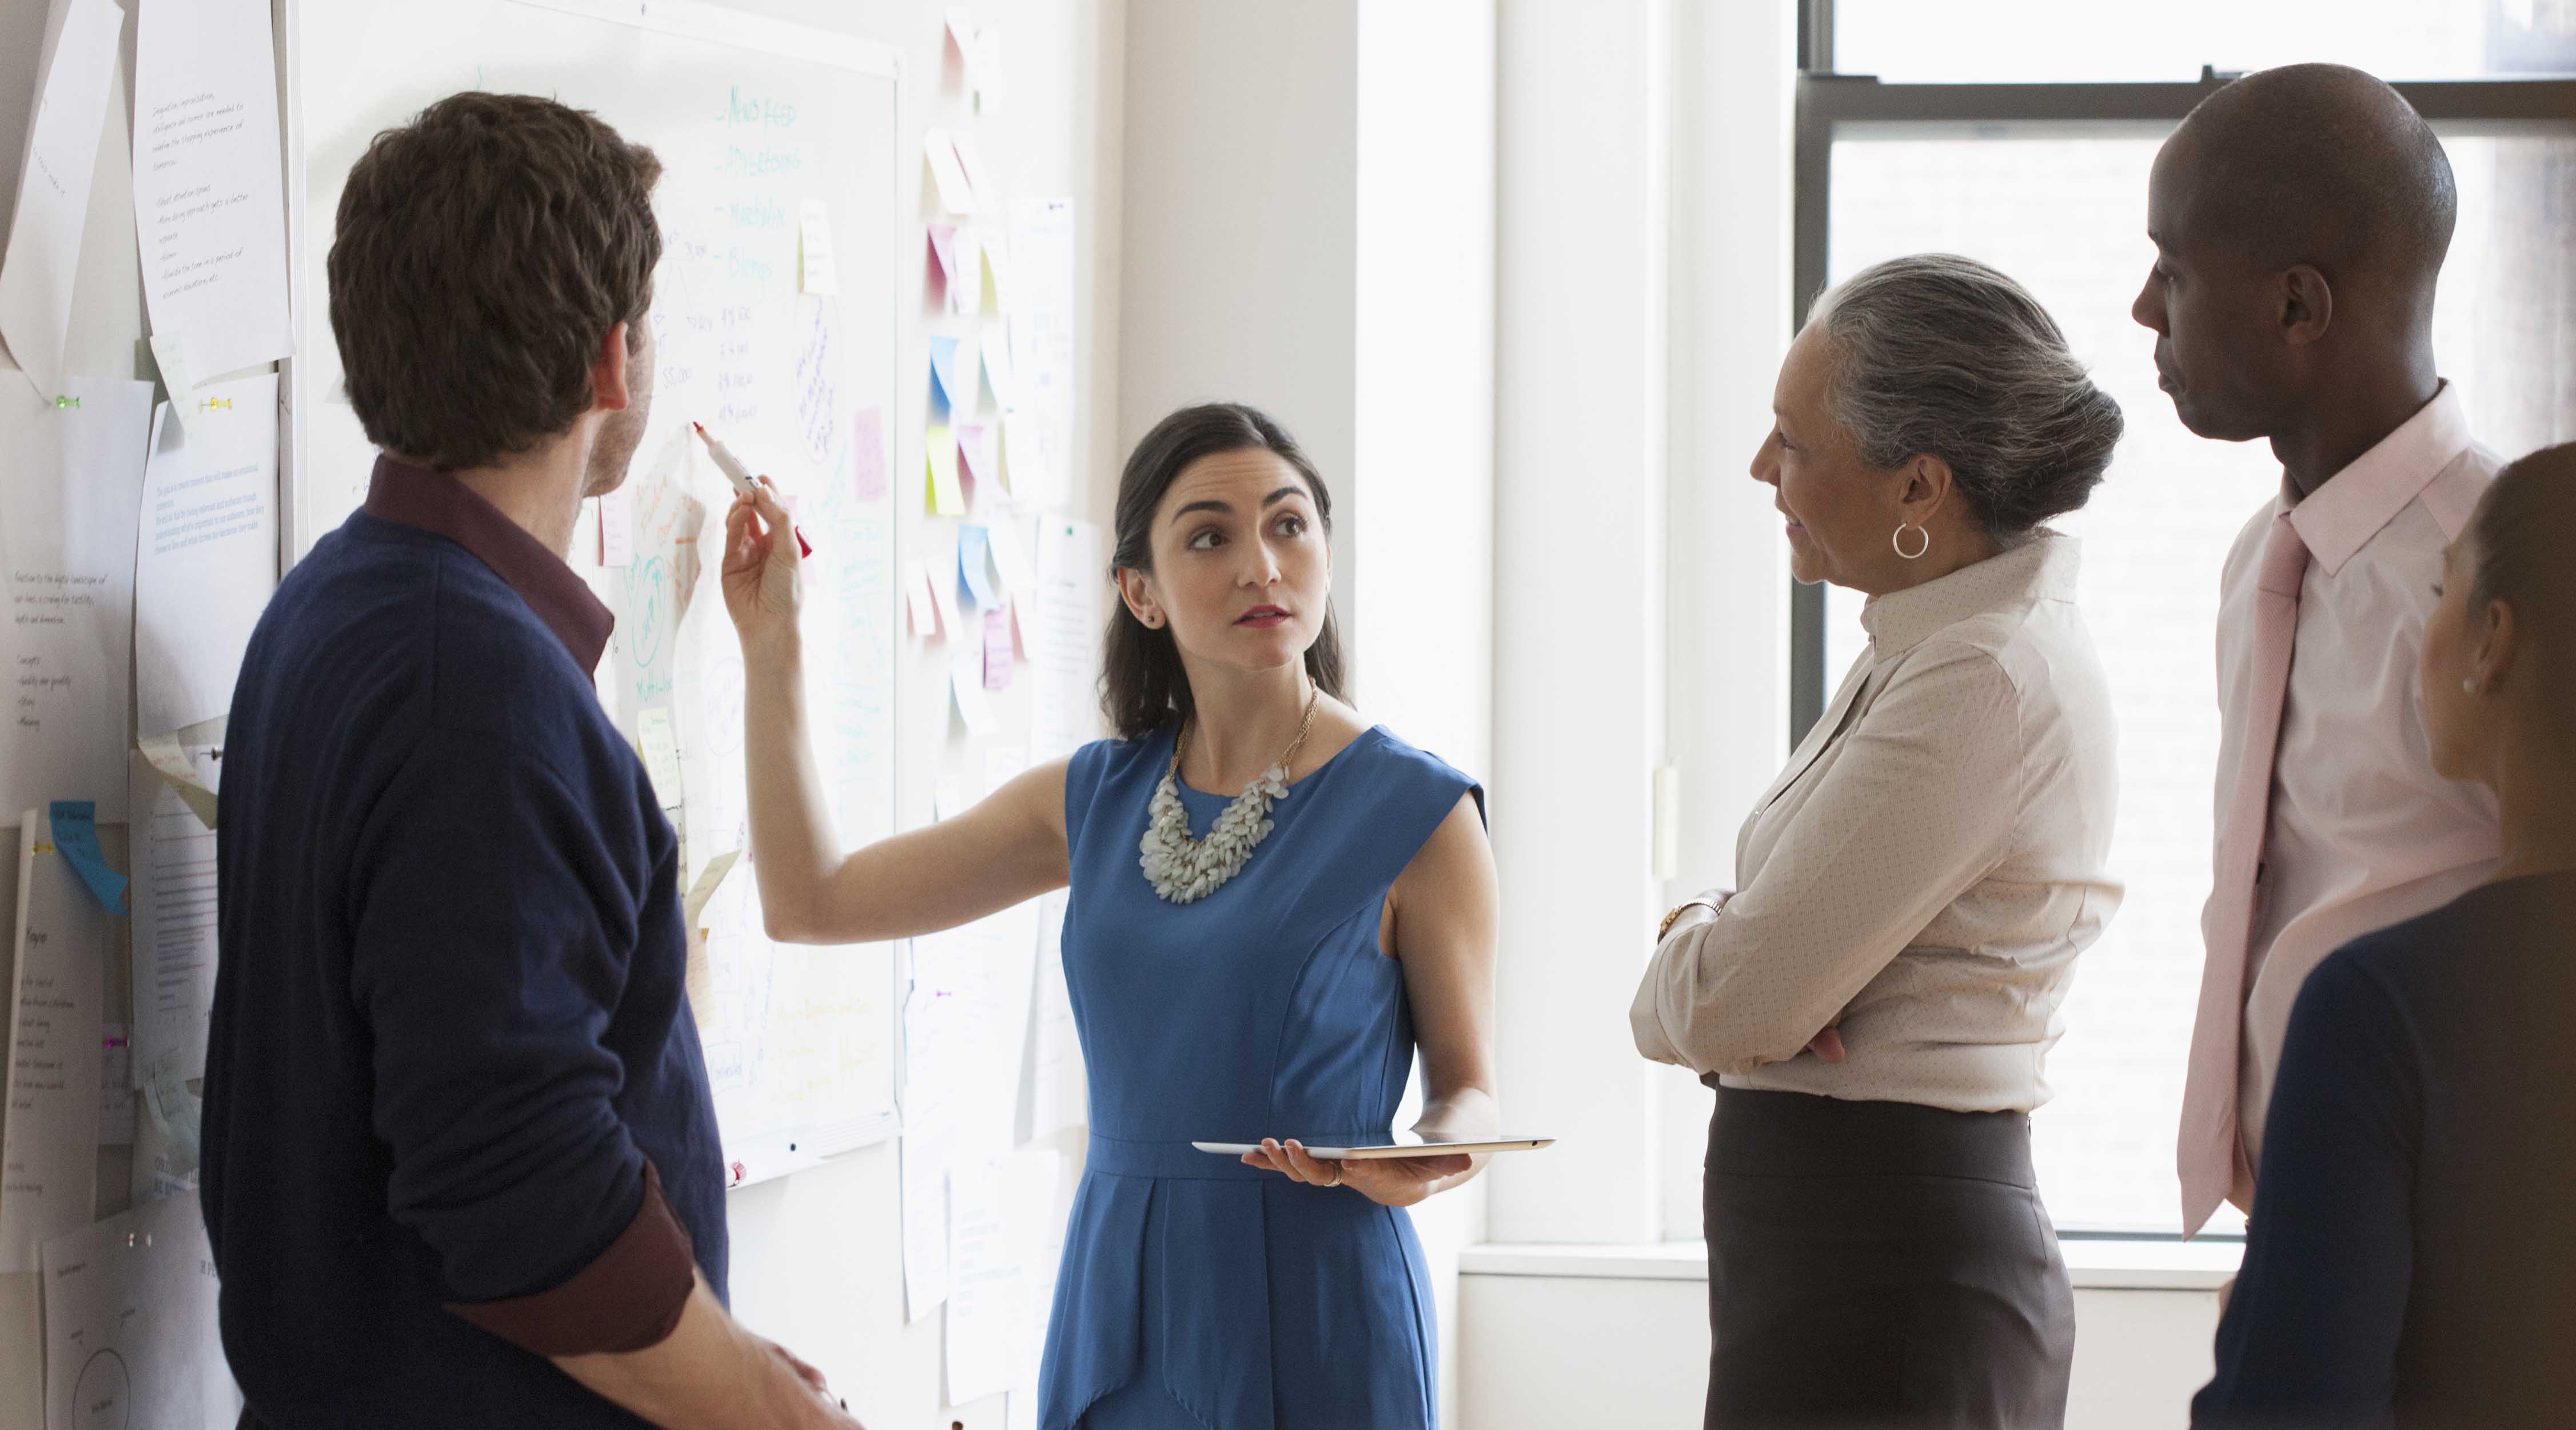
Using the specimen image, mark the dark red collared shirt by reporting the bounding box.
[362,455,615,674]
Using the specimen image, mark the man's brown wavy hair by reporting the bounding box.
[329,91,661,472]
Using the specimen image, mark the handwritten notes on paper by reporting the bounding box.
[131,740,221,1085]
[42,1188,236,1430]
[1033,519,1102,759]
[2,819,105,1274]
[1004,198,1076,509]
[2,377,155,821]
[132,0,294,388]
[135,372,279,738]
[0,0,122,397]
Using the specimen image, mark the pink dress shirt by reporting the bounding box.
[2179,383,2501,1234]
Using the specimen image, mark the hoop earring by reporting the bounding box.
[1892,522,1931,560]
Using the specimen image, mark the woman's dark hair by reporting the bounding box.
[1101,403,1347,740]
[2469,441,2576,638]
[1815,253,2126,538]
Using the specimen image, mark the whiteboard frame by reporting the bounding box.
[276,0,911,1187]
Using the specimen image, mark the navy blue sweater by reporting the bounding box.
[204,463,725,1428]
[2195,871,2576,1429]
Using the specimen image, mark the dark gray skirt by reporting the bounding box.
[1703,1086,2075,1430]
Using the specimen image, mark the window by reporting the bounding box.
[1793,2,2576,1233]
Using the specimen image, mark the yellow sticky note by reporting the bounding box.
[637,707,684,810]
[926,424,966,516]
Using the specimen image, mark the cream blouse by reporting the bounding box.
[1632,533,2123,1114]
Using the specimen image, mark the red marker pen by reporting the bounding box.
[693,421,813,557]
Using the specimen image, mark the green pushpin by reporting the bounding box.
[54,395,79,409]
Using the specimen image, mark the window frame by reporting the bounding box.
[1786,27,2576,740]
[1780,6,2576,1238]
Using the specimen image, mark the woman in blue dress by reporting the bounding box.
[718,402,1501,1429]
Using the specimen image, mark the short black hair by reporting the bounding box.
[2170,63,2455,293]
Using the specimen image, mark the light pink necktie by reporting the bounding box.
[2178,512,2309,1233]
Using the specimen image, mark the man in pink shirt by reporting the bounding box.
[2132,63,2502,1237]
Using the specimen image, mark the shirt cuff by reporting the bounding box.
[445,1159,696,1357]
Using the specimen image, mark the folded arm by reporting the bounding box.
[1632,643,2022,1075]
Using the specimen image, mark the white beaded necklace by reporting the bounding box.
[1138,690,1321,905]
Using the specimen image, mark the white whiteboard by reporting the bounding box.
[290,0,906,1184]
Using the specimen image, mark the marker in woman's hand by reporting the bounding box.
[693,420,813,557]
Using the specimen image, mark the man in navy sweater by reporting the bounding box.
[202,93,863,1429]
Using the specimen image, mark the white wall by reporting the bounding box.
[1656,0,1797,1240]
[1488,0,1673,1245]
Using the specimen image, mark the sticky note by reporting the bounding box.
[926,425,965,515]
[957,423,1000,493]
[637,708,684,809]
[979,321,1015,408]
[683,850,741,929]
[929,539,966,637]
[599,487,635,567]
[948,228,983,317]
[48,800,127,913]
[980,240,1015,316]
[852,407,888,502]
[929,333,980,415]
[924,130,978,213]
[951,656,998,735]
[139,731,220,830]
[958,524,1000,608]
[986,519,1036,595]
[904,559,940,637]
[983,608,1013,691]
[950,134,998,215]
[799,199,839,294]
[926,223,962,307]
[1007,595,1032,660]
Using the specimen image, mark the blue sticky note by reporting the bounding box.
[957,524,1000,608]
[49,800,128,914]
[929,336,975,415]
[927,340,968,415]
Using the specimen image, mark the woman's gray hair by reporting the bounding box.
[1812,253,2124,537]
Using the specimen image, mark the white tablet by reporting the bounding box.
[1193,1135,1554,1160]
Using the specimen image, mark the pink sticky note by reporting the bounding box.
[852,407,887,501]
[958,423,1000,487]
[983,608,1014,690]
[927,224,961,302]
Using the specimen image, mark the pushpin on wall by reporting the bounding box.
[54,395,79,409]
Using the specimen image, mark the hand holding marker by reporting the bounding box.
[694,420,813,556]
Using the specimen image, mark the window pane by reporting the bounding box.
[1820,122,2574,1232]
[1833,0,2574,83]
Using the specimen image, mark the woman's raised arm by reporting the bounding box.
[722,483,1072,945]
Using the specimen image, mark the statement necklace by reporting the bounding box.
[1139,690,1322,905]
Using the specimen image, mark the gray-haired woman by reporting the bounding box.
[1633,253,2127,1429]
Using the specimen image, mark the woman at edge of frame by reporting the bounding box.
[716,401,1500,1430]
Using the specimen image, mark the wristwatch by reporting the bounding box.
[1658,894,1725,939]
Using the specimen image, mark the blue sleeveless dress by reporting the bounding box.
[1038,723,1481,1430]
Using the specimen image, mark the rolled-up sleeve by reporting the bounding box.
[349,729,694,1356]
[1632,642,2024,1076]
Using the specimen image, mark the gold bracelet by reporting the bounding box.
[1658,899,1719,940]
